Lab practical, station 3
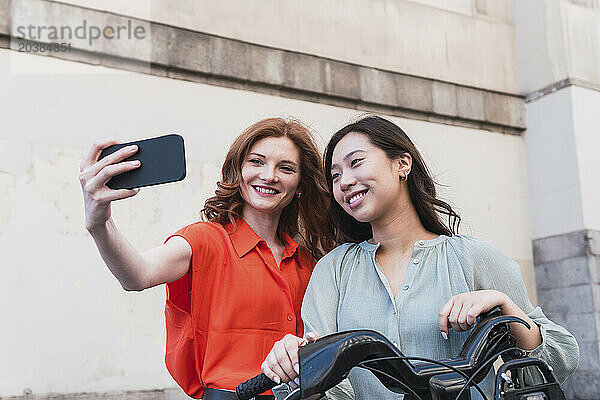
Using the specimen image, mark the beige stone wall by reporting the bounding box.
[512,0,600,94]
[49,0,519,93]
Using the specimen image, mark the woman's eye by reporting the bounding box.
[331,172,340,180]
[281,166,295,173]
[249,159,262,165]
[350,158,364,167]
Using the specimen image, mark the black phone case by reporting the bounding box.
[100,134,186,190]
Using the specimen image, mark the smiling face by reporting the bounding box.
[330,132,404,224]
[239,136,301,219]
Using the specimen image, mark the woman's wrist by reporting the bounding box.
[498,292,542,350]
[499,292,518,316]
[86,217,113,236]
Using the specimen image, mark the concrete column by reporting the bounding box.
[524,82,600,399]
[513,1,600,397]
[533,231,600,397]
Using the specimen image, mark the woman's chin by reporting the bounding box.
[249,200,291,215]
[346,208,372,224]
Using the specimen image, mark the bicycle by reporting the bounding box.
[235,306,566,400]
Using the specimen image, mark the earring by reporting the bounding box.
[296,191,302,199]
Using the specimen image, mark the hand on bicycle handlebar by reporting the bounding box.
[438,290,510,336]
[261,332,320,389]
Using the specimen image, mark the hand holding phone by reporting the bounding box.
[79,134,186,232]
[99,134,186,190]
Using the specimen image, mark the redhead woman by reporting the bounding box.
[261,116,579,399]
[79,118,334,400]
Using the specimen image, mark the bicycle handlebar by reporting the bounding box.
[235,373,278,400]
[235,306,531,400]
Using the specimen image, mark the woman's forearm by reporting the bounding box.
[88,217,149,291]
[502,296,542,351]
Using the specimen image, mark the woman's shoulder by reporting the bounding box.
[313,241,367,276]
[443,234,521,280]
[444,234,506,260]
[177,220,225,233]
[170,220,228,244]
[295,244,317,269]
[317,242,360,263]
[307,243,361,287]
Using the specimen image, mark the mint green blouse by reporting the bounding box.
[301,235,579,399]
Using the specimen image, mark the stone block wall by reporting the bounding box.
[533,230,600,398]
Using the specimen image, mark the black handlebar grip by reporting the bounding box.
[477,305,502,323]
[235,373,278,400]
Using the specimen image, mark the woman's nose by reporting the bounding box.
[340,173,356,191]
[259,166,278,182]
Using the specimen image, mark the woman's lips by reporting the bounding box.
[252,185,280,196]
[347,189,368,209]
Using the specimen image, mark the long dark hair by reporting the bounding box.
[202,117,335,259]
[324,115,461,243]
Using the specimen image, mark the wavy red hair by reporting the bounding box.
[202,118,334,259]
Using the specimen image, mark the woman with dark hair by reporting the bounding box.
[79,118,334,400]
[261,116,579,399]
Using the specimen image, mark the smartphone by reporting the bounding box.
[100,134,186,190]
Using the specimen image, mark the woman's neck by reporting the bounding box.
[370,198,436,254]
[241,206,282,245]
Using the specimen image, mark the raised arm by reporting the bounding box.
[79,138,191,291]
